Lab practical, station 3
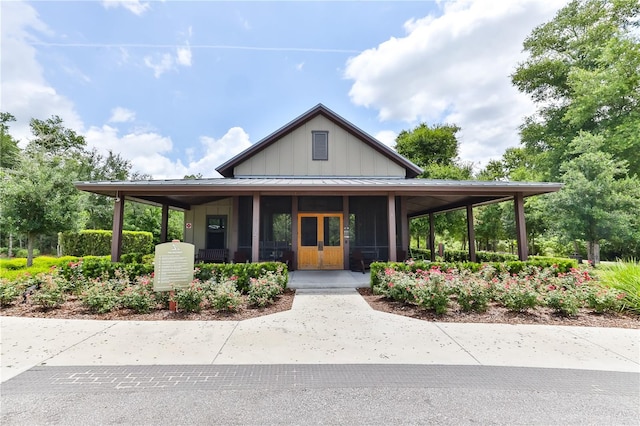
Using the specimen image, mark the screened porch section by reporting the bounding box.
[234,195,400,269]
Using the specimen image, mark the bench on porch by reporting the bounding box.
[350,249,375,274]
[196,249,229,263]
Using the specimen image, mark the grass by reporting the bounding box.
[596,260,640,314]
[0,256,80,280]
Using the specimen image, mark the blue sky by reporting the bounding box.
[2,0,568,179]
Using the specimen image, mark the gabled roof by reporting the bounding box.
[215,104,424,178]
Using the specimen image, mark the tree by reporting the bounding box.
[512,0,640,179]
[27,115,86,156]
[551,132,640,264]
[395,122,474,250]
[0,113,21,170]
[2,153,81,266]
[1,116,87,265]
[78,150,134,230]
[395,123,461,177]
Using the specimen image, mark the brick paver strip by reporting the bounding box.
[2,365,638,395]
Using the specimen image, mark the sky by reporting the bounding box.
[1,0,568,179]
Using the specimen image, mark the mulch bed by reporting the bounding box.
[0,289,295,321]
[3,288,639,329]
[357,287,640,329]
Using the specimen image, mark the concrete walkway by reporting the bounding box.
[2,281,638,383]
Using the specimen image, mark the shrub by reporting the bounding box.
[248,270,286,307]
[411,269,451,315]
[494,275,539,312]
[120,275,155,313]
[195,262,288,293]
[31,274,66,309]
[454,277,491,313]
[59,230,153,256]
[586,286,625,314]
[376,268,416,302]
[0,279,23,306]
[208,279,243,312]
[545,288,582,316]
[173,281,206,313]
[81,280,122,313]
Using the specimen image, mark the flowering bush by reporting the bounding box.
[377,268,417,302]
[248,271,285,307]
[454,277,491,313]
[173,280,206,313]
[586,286,625,313]
[120,275,155,313]
[208,279,243,312]
[81,280,121,313]
[0,279,23,306]
[545,287,582,316]
[493,275,539,312]
[31,274,66,309]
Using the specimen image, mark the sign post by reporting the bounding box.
[153,240,195,312]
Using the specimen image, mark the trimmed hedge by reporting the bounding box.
[194,262,288,293]
[408,248,519,263]
[57,256,154,280]
[59,230,154,256]
[370,257,578,289]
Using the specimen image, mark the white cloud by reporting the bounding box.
[374,130,398,148]
[143,53,174,78]
[102,0,150,16]
[0,1,83,145]
[296,62,305,71]
[344,0,567,169]
[176,45,192,66]
[108,107,136,123]
[143,27,193,77]
[84,125,251,179]
[188,128,252,177]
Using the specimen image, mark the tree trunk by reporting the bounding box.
[8,233,13,257]
[587,241,600,266]
[27,233,35,267]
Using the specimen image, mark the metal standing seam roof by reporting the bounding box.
[74,177,563,216]
[75,177,562,194]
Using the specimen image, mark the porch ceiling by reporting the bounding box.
[75,178,562,214]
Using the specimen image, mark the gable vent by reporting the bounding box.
[312,131,328,161]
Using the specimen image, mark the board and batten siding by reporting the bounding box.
[233,115,406,177]
[183,199,232,251]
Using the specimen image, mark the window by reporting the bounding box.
[312,131,328,160]
[206,215,227,249]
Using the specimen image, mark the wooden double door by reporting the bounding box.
[297,213,344,270]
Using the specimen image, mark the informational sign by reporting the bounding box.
[185,222,192,229]
[153,241,195,292]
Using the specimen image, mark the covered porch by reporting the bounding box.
[75,178,562,269]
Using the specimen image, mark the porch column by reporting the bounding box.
[400,196,408,259]
[514,192,529,261]
[387,193,397,262]
[429,213,436,262]
[466,204,476,263]
[291,196,298,270]
[111,191,125,262]
[342,195,349,269]
[252,193,260,262]
[230,196,239,256]
[160,204,169,243]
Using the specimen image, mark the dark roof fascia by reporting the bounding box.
[214,104,424,178]
[75,178,563,196]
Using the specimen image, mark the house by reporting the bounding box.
[75,104,562,269]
